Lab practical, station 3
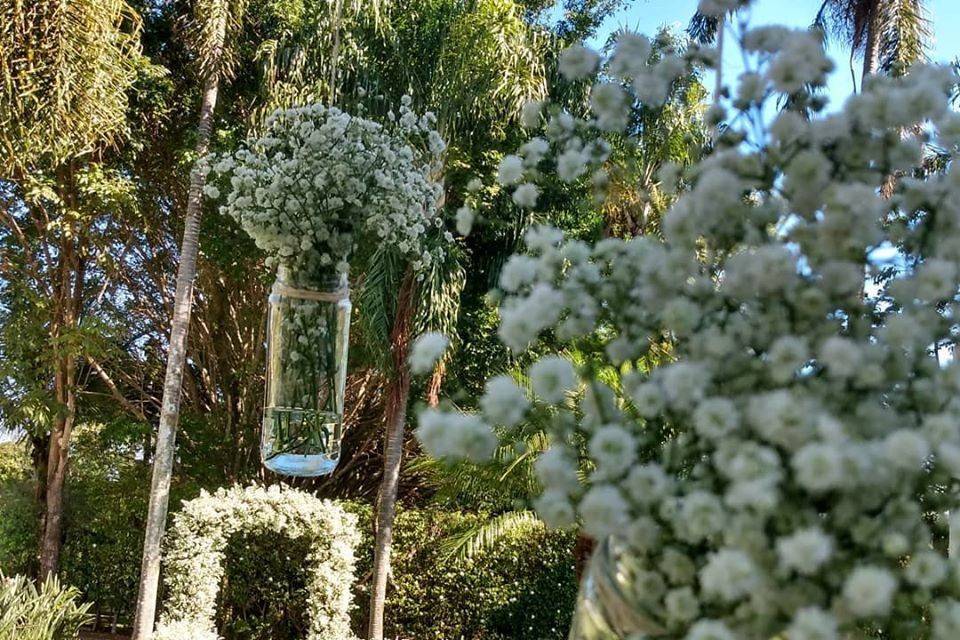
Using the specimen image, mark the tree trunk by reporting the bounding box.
[130,71,220,640]
[39,230,84,579]
[368,275,416,640]
[862,9,880,79]
[425,361,445,407]
[39,357,76,578]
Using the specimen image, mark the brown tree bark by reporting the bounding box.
[39,225,85,578]
[368,274,416,640]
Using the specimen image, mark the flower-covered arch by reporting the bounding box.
[153,485,360,640]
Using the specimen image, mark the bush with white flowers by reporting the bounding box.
[205,97,448,287]
[418,5,960,638]
[153,485,360,640]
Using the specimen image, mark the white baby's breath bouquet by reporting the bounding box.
[418,2,960,638]
[204,97,447,287]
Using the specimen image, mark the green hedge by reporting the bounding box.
[212,504,577,640]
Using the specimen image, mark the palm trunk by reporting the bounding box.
[862,10,880,79]
[130,71,220,640]
[368,274,416,640]
[425,361,445,407]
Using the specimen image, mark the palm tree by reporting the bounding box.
[689,1,930,83]
[130,0,247,636]
[0,0,143,579]
[359,243,465,640]
[351,3,548,637]
[814,0,931,82]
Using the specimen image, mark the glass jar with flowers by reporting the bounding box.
[206,98,446,475]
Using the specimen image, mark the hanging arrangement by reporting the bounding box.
[204,98,447,476]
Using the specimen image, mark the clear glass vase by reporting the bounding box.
[261,271,351,476]
[569,538,668,640]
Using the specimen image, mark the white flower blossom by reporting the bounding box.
[528,356,577,403]
[512,182,540,208]
[559,44,600,80]
[497,154,524,186]
[480,375,529,427]
[776,528,833,576]
[843,566,897,619]
[685,620,736,640]
[409,332,449,374]
[520,100,543,129]
[579,484,630,538]
[455,205,474,236]
[589,424,638,479]
[786,607,839,640]
[699,548,760,603]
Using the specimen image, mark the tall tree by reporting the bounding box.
[0,0,143,578]
[689,2,930,85]
[345,2,548,636]
[814,0,931,80]
[131,0,247,636]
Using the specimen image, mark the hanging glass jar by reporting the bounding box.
[569,537,667,640]
[262,269,351,476]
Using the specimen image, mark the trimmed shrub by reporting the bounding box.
[155,485,360,640]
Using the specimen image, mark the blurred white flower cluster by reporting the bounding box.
[418,12,960,639]
[204,99,447,287]
[154,485,360,640]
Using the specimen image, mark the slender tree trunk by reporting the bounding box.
[862,9,880,79]
[368,275,416,640]
[39,230,84,579]
[130,72,220,640]
[39,357,76,578]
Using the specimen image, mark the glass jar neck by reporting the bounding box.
[277,265,348,292]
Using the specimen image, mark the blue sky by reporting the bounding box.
[591,0,960,108]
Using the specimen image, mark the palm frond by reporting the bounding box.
[185,0,249,82]
[414,242,466,338]
[877,0,931,75]
[355,245,403,369]
[687,11,720,45]
[439,509,543,561]
[432,0,549,139]
[0,0,143,170]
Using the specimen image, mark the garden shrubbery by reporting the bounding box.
[198,503,577,640]
[0,443,576,639]
[349,506,577,640]
[0,573,93,640]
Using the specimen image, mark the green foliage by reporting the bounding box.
[0,425,195,625]
[58,423,154,619]
[0,442,36,577]
[0,0,145,170]
[349,505,578,640]
[216,530,313,640]
[0,573,93,640]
